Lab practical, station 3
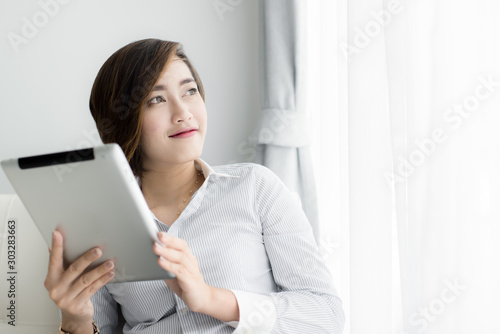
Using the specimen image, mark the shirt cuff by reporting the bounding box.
[225,289,277,334]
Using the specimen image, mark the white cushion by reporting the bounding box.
[0,194,59,333]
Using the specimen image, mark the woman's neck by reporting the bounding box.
[140,161,201,209]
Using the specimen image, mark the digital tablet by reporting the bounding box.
[1,144,174,282]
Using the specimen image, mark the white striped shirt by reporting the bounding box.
[91,160,345,333]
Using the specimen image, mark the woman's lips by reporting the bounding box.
[169,129,198,138]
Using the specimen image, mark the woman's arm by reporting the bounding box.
[253,165,345,333]
[154,232,239,322]
[152,164,345,333]
[202,286,240,322]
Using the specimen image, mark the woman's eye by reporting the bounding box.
[186,88,198,96]
[148,96,165,104]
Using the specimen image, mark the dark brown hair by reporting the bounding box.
[89,39,205,177]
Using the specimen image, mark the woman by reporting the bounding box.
[44,39,344,334]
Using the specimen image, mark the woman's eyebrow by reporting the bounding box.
[179,78,195,86]
[151,78,194,92]
[152,84,167,92]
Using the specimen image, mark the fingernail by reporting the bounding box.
[160,256,167,263]
[107,271,115,278]
[93,248,102,256]
[105,261,114,269]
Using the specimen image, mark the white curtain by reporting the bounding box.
[311,0,500,333]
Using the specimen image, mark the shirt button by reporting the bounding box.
[180,307,189,315]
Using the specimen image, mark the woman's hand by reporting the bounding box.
[154,232,212,313]
[44,230,115,333]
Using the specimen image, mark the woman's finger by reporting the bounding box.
[45,232,61,293]
[59,247,104,287]
[154,245,184,276]
[158,256,186,277]
[46,231,65,287]
[65,260,115,301]
[154,241,199,276]
[158,232,191,254]
[73,270,115,304]
[154,242,185,263]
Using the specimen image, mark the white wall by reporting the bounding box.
[0,0,260,193]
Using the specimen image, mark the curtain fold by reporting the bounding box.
[257,0,319,239]
[346,1,395,333]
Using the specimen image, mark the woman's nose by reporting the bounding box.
[171,101,193,123]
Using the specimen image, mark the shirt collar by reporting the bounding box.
[144,158,238,226]
[194,158,239,179]
[136,158,238,186]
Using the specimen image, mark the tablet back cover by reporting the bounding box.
[1,144,174,282]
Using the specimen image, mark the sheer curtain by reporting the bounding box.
[311,0,500,333]
[386,1,500,333]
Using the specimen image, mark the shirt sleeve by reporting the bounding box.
[91,285,119,334]
[225,289,277,333]
[250,164,345,334]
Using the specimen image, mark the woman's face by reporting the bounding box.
[140,58,207,170]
